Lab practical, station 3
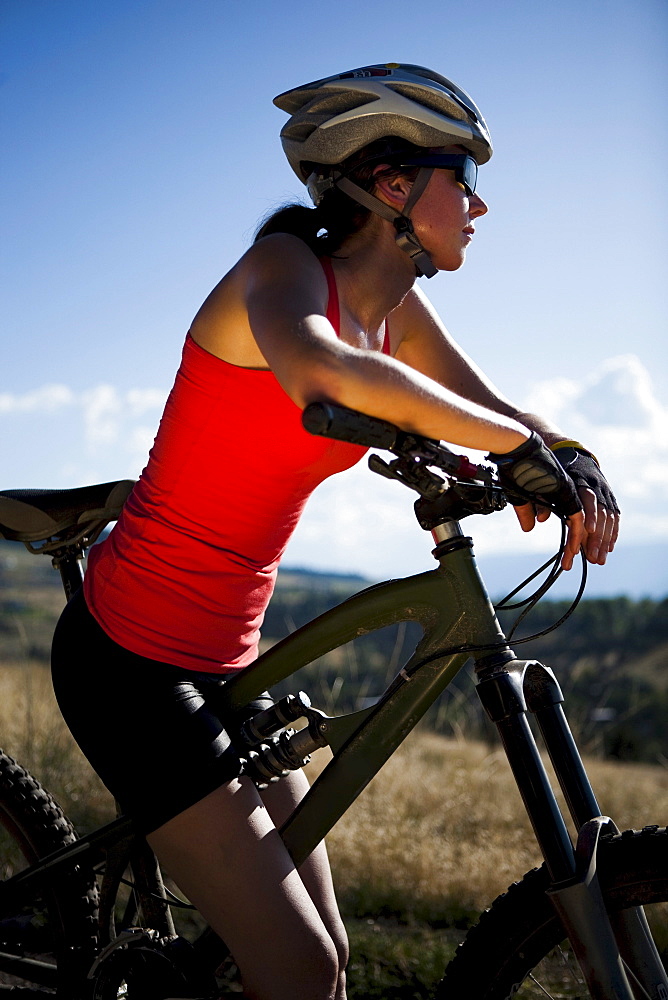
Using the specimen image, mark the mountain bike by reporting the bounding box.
[0,401,665,999]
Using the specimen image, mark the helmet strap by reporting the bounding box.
[332,168,438,278]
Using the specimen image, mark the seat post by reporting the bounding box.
[51,545,85,600]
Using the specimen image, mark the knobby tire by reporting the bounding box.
[0,750,98,997]
[436,826,668,999]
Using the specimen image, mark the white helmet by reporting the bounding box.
[273,64,492,278]
[274,62,492,182]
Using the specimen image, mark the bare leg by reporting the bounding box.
[260,771,348,998]
[147,775,342,1000]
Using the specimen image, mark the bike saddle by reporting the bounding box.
[0,479,135,546]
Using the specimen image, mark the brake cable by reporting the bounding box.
[399,520,589,677]
[495,517,588,641]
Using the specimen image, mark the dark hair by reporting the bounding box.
[254,138,423,255]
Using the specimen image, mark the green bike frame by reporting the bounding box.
[217,519,667,1000]
[218,522,504,867]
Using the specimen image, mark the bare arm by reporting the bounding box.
[243,236,532,455]
[391,285,618,564]
[392,285,527,417]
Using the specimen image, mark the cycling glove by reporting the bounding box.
[551,447,620,514]
[488,432,582,517]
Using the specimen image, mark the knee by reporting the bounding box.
[331,916,349,977]
[301,933,341,1000]
[313,923,348,1000]
[291,929,345,1000]
[243,930,340,1000]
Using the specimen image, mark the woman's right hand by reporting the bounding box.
[487,432,585,569]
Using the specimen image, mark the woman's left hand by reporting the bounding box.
[550,448,620,565]
[513,452,619,566]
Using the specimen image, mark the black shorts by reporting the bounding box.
[51,589,272,834]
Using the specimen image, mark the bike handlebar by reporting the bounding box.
[302,402,495,486]
[302,401,403,450]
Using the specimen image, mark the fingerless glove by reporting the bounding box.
[488,432,582,517]
[551,447,620,514]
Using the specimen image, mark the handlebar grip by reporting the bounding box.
[302,402,401,450]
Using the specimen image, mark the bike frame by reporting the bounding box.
[220,519,666,999]
[1,519,665,998]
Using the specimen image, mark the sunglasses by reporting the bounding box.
[395,153,479,196]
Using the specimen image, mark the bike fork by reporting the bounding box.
[475,654,668,1000]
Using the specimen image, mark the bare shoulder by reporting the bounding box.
[189,235,328,366]
[241,234,327,303]
[242,233,322,270]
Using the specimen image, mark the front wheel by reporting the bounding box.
[436,826,668,998]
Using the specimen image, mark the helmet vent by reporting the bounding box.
[387,82,472,124]
[304,91,379,116]
[281,120,320,141]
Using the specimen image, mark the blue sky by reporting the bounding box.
[2,0,667,587]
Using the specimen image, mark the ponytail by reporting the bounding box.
[253,190,369,256]
[254,203,326,249]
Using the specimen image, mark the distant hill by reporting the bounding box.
[473,542,668,601]
[281,541,668,601]
[277,566,367,592]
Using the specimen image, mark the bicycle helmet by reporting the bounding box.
[273,63,492,277]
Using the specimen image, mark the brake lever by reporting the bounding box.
[368,454,447,500]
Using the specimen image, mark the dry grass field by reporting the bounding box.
[317,731,668,920]
[0,662,665,997]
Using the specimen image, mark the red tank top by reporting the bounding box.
[84,259,389,672]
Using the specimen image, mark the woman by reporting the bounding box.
[52,63,619,1000]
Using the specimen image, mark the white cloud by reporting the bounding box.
[0,384,74,414]
[523,354,667,439]
[521,354,668,542]
[82,386,123,448]
[1,383,167,485]
[126,388,169,416]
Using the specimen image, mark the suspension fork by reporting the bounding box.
[525,661,668,999]
[474,655,579,884]
[474,654,667,999]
